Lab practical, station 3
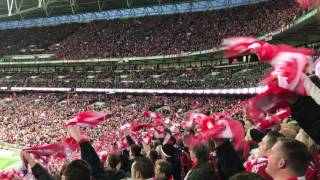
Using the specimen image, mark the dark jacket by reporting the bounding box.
[31,163,55,180]
[288,75,320,144]
[80,141,106,180]
[104,169,126,180]
[289,95,320,144]
[216,140,245,180]
[185,162,216,180]
[167,156,182,180]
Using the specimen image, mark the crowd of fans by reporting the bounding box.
[0,24,81,56]
[0,63,270,89]
[0,0,300,60]
[0,93,245,148]
[0,0,318,179]
[0,91,319,180]
[50,0,301,59]
[0,93,246,176]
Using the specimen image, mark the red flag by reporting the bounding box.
[184,113,245,150]
[66,111,112,127]
[143,111,161,119]
[23,143,65,158]
[256,108,291,130]
[129,122,153,132]
[22,143,67,169]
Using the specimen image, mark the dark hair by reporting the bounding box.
[230,172,266,180]
[265,131,284,150]
[250,128,266,143]
[108,153,120,169]
[132,157,154,179]
[149,150,159,161]
[156,160,173,180]
[130,144,142,157]
[190,144,209,164]
[63,159,91,180]
[121,149,129,157]
[278,138,313,176]
[152,140,162,149]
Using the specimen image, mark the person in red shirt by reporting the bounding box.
[244,131,284,180]
[265,138,312,180]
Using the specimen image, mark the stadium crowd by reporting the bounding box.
[0,92,319,180]
[0,0,319,179]
[0,93,245,148]
[0,0,300,60]
[0,24,81,56]
[53,0,300,59]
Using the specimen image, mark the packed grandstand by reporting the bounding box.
[0,0,320,180]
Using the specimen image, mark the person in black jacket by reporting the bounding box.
[215,140,245,180]
[119,150,131,176]
[104,153,126,180]
[130,144,143,161]
[287,75,320,144]
[184,144,215,180]
[22,151,92,180]
[22,151,56,180]
[63,159,92,180]
[68,125,106,180]
[160,144,181,180]
[22,125,107,180]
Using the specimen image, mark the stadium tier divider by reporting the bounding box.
[0,86,268,94]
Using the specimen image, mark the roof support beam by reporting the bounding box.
[15,0,24,19]
[127,0,133,7]
[6,0,15,16]
[14,0,23,13]
[70,0,78,14]
[97,0,103,11]
[38,0,51,16]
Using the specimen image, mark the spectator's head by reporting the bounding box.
[62,159,91,180]
[229,172,266,180]
[107,153,120,170]
[130,144,142,159]
[155,159,173,180]
[258,131,284,157]
[160,144,176,159]
[131,157,154,180]
[152,140,162,149]
[149,150,159,162]
[250,128,266,143]
[190,144,209,164]
[266,138,312,179]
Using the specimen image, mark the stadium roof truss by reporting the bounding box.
[0,0,265,23]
